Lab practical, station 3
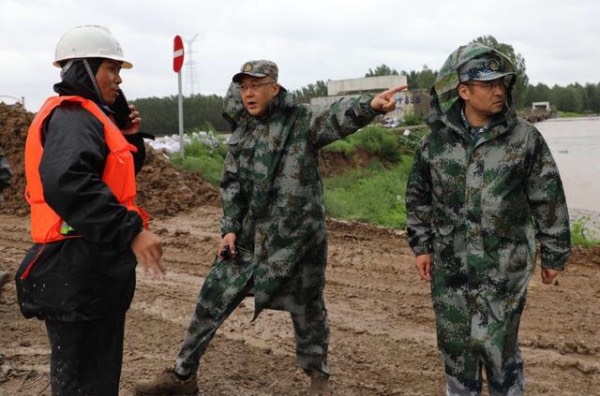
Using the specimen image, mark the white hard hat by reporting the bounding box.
[53,25,132,69]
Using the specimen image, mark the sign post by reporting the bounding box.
[173,35,185,156]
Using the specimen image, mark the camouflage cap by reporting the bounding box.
[232,60,278,83]
[458,54,515,83]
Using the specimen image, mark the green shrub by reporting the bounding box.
[180,156,223,185]
[183,139,210,158]
[170,134,226,186]
[571,217,600,247]
[401,111,424,126]
[167,123,428,230]
[323,139,354,155]
[557,111,583,118]
[352,126,401,163]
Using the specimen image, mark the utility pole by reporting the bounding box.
[184,33,199,96]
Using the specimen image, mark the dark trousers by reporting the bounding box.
[175,279,330,377]
[45,314,126,396]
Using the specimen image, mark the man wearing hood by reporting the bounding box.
[405,43,570,395]
[15,25,164,395]
[135,60,405,395]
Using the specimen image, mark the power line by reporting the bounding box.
[184,33,199,96]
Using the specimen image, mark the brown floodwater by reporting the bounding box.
[537,116,600,212]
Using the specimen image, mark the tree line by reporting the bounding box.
[359,63,600,114]
[131,94,229,136]
[131,35,599,135]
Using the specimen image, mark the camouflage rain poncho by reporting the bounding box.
[197,83,381,319]
[405,43,571,394]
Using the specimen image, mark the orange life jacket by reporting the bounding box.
[24,95,149,244]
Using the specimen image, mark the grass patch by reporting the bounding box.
[324,139,354,155]
[170,135,227,185]
[557,111,585,118]
[164,124,600,249]
[323,157,413,229]
[323,124,427,163]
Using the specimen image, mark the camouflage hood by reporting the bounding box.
[222,82,294,128]
[430,43,516,115]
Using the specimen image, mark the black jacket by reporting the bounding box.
[16,61,146,321]
[0,153,11,194]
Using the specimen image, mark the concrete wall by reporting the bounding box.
[311,87,430,121]
[327,75,408,96]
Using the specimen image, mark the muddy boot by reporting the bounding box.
[134,368,198,395]
[309,370,331,395]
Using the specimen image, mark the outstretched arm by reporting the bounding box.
[309,85,408,149]
[370,85,408,113]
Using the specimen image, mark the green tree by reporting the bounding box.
[365,64,399,77]
[400,66,437,90]
[415,65,437,90]
[131,94,228,136]
[401,70,419,89]
[582,83,600,113]
[524,82,552,107]
[292,80,328,104]
[552,84,584,112]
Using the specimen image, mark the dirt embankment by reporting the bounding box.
[0,103,219,219]
[1,103,599,395]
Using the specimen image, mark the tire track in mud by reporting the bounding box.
[521,336,600,377]
[125,209,443,395]
[0,216,32,268]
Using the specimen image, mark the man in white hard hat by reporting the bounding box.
[14,25,165,396]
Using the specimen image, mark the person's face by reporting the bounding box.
[458,77,507,123]
[95,59,123,105]
[238,76,279,117]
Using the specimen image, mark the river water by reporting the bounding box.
[536,116,600,213]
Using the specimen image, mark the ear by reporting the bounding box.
[457,83,471,101]
[272,83,281,96]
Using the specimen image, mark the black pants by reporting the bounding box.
[45,314,126,396]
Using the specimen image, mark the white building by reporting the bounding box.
[532,101,551,111]
[310,75,429,122]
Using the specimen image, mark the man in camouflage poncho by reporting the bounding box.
[405,43,571,395]
[135,60,405,395]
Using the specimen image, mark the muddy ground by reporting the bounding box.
[0,102,599,395]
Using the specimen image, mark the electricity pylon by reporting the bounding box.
[184,33,199,96]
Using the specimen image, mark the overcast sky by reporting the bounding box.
[1,0,598,112]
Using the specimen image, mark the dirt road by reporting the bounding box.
[1,203,599,395]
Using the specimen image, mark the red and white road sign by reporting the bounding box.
[173,35,184,73]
